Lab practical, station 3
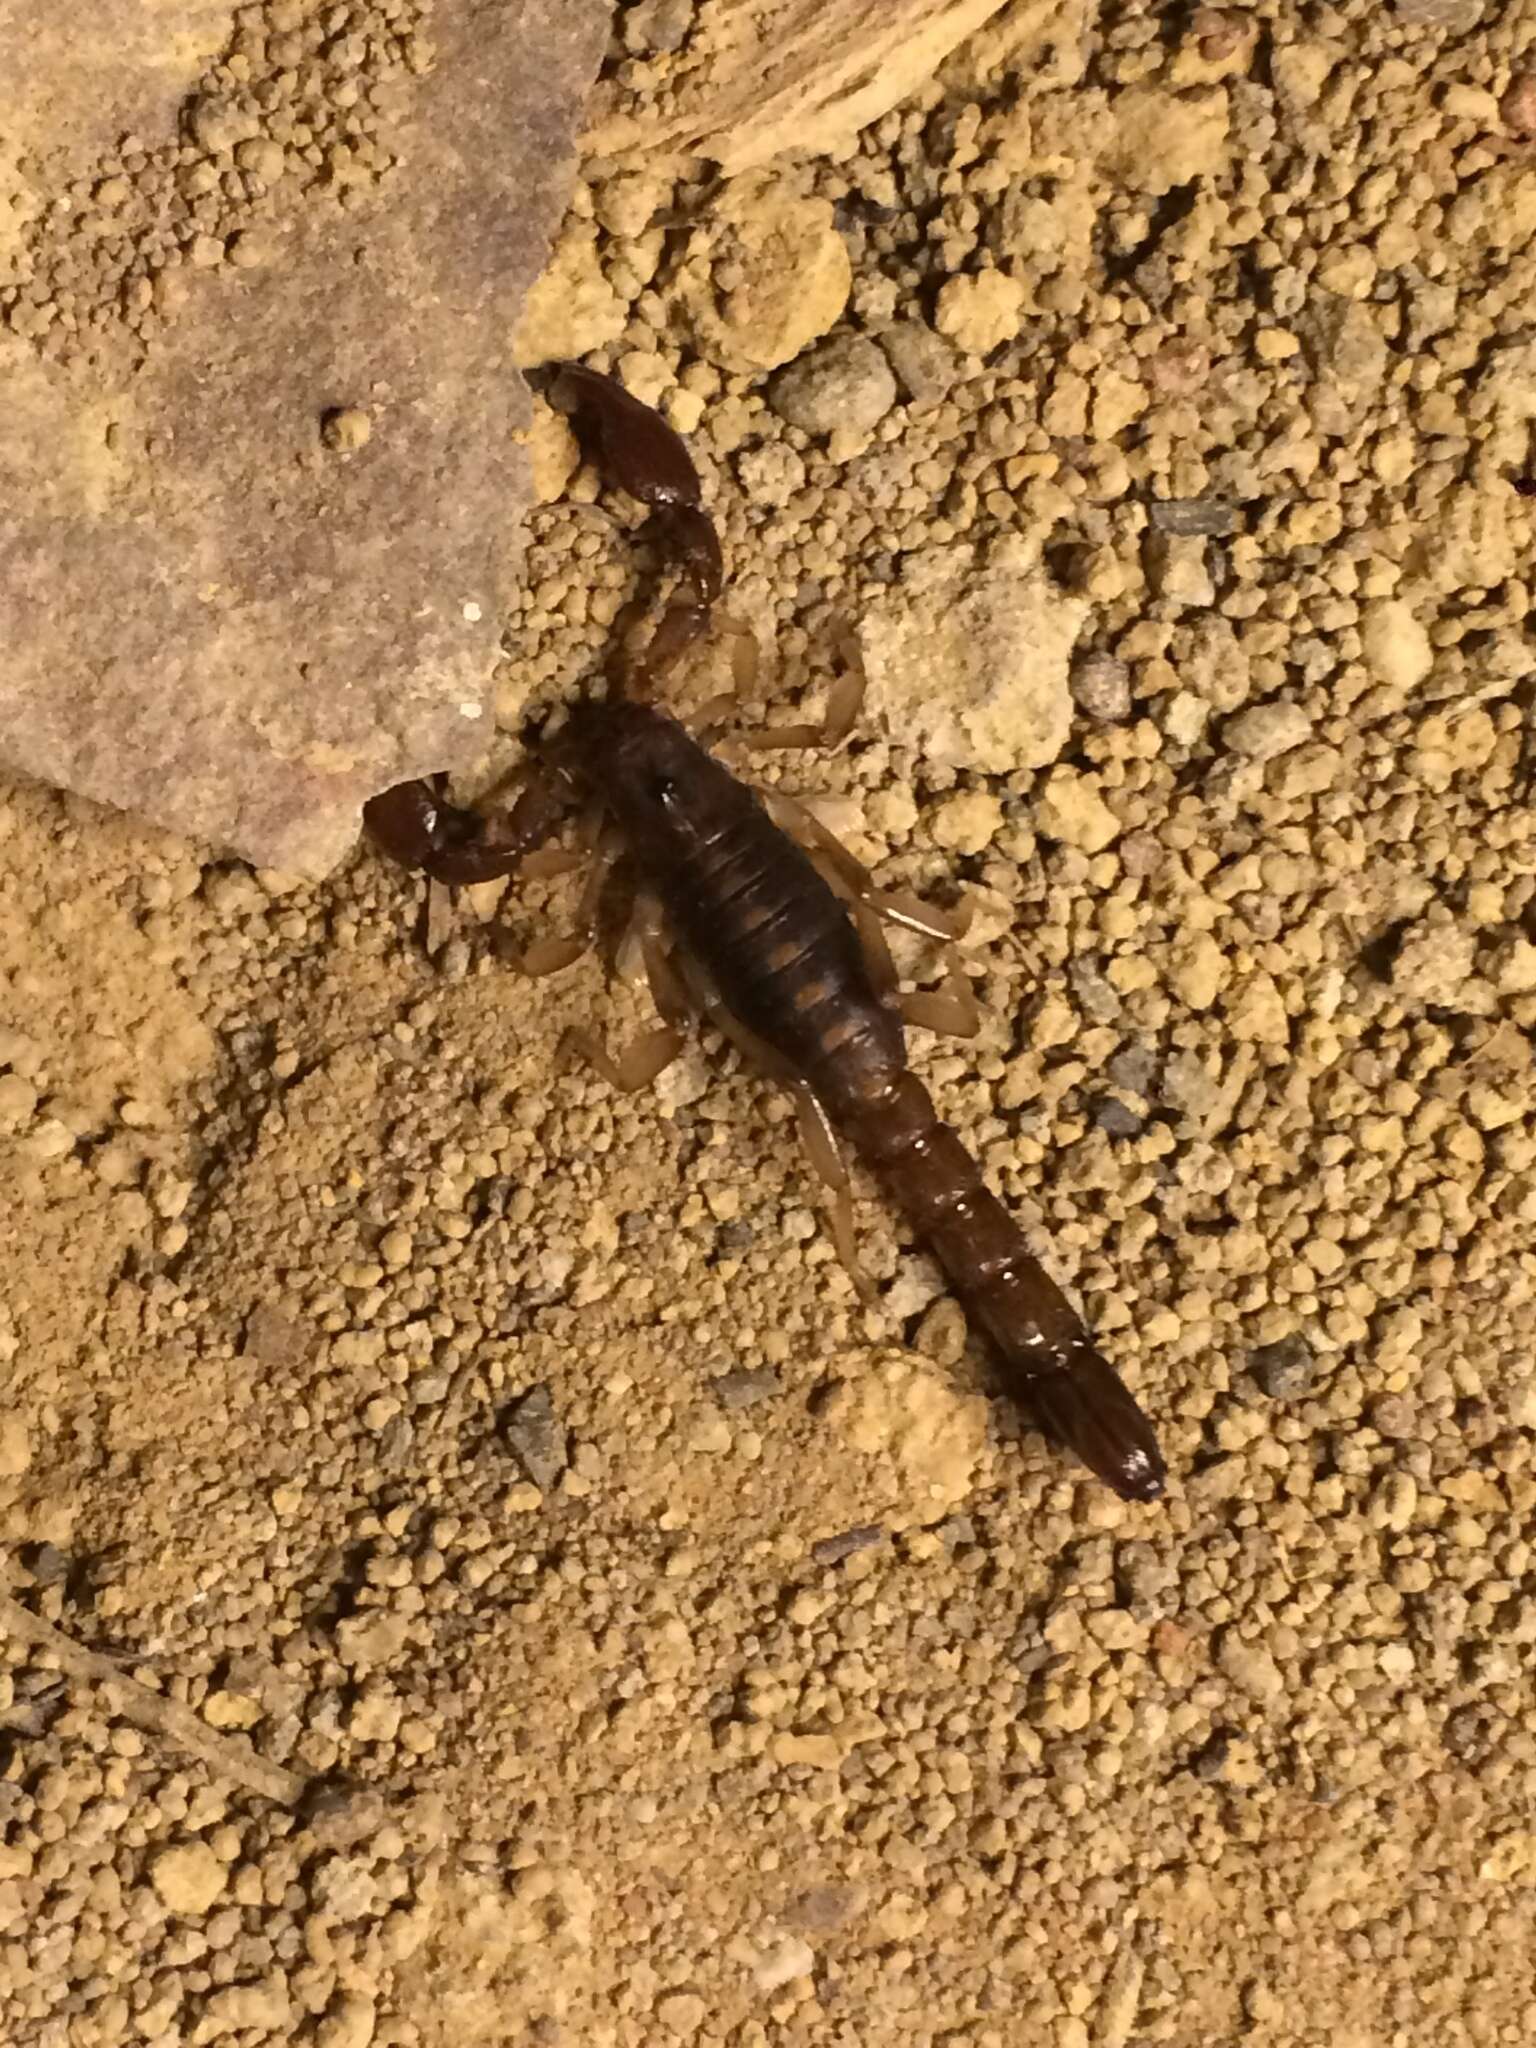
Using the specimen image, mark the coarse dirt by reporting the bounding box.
[4,4,1536,2046]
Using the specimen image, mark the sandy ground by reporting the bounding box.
[4,3,1536,2045]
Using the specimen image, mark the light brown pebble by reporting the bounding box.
[656,1991,708,2037]
[323,407,372,453]
[150,1842,227,1915]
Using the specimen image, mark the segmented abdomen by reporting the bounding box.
[661,786,907,1091]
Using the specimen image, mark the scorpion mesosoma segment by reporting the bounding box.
[364,365,1167,1504]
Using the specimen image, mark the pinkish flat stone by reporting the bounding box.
[0,0,608,876]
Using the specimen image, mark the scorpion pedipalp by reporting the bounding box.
[554,361,724,690]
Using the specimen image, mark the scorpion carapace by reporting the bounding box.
[364,364,1168,1504]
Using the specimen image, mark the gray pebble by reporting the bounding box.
[378,1416,414,1468]
[877,320,960,404]
[811,1524,885,1566]
[22,1543,71,1588]
[1093,1095,1144,1138]
[1070,652,1132,722]
[622,0,694,53]
[785,1884,862,1933]
[1067,959,1122,1022]
[1114,1538,1173,1615]
[1249,1333,1316,1399]
[768,335,897,437]
[502,1383,568,1490]
[1107,1043,1158,1096]
[301,1786,390,1852]
[1188,1728,1233,1781]
[712,1367,781,1411]
[1224,699,1312,761]
[1118,831,1164,879]
[1148,498,1237,537]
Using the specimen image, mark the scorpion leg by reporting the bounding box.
[561,1021,686,1092]
[676,618,761,741]
[846,872,981,1039]
[899,969,982,1039]
[788,1081,878,1306]
[490,808,629,977]
[762,791,970,943]
[852,902,900,1001]
[668,945,876,1302]
[736,661,865,753]
[810,822,981,1042]
[561,894,690,1092]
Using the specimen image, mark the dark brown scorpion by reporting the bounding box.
[364,364,1167,1504]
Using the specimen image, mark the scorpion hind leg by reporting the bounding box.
[851,903,983,1042]
[491,813,626,976]
[805,831,982,1043]
[560,897,695,1093]
[789,1082,878,1307]
[663,949,874,1301]
[560,1022,686,1093]
[899,967,981,1040]
[763,791,969,943]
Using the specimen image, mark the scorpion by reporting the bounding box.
[364,364,1167,1504]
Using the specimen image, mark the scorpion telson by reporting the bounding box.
[363,364,1168,1504]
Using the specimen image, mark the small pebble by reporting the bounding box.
[1223,701,1313,760]
[767,334,897,437]
[712,1369,781,1410]
[1249,1334,1316,1399]
[1070,653,1132,722]
[502,1384,568,1491]
[322,407,372,453]
[1147,497,1237,537]
[811,1525,886,1566]
[150,1843,226,1916]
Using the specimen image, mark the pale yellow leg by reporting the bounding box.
[762,790,970,943]
[561,1024,685,1092]
[735,661,866,753]
[789,1081,877,1306]
[900,967,981,1039]
[491,815,626,977]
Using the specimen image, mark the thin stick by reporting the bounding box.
[0,1594,308,1807]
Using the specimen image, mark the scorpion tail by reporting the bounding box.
[1022,1342,1167,1503]
[842,1071,1168,1503]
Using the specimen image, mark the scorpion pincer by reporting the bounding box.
[364,365,1167,1504]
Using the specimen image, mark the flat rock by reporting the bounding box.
[0,1,607,876]
[0,2,230,173]
[588,0,1010,171]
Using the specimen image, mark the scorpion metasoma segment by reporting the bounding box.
[364,363,1167,1504]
